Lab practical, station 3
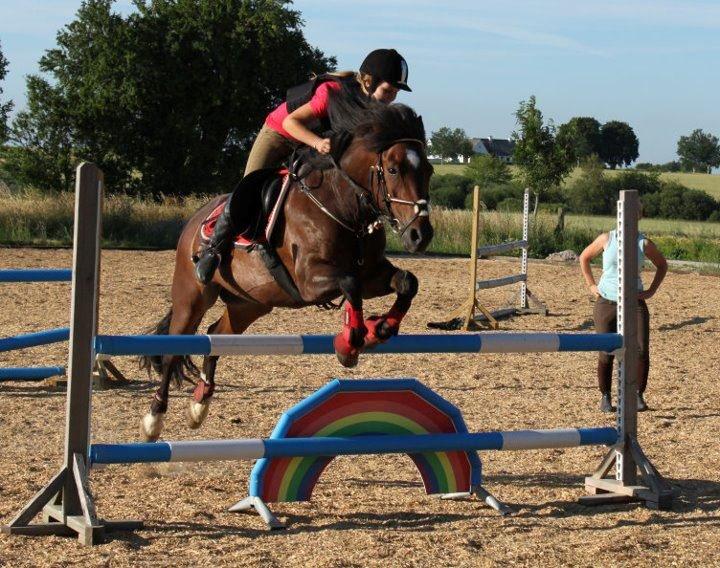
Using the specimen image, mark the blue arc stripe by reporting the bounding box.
[0,269,72,282]
[94,333,622,356]
[90,427,618,465]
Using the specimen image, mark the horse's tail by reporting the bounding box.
[137,308,200,388]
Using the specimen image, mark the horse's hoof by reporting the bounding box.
[187,400,210,429]
[333,333,360,368]
[140,412,165,442]
[336,351,359,368]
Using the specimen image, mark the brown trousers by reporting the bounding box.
[244,125,295,177]
[593,296,650,394]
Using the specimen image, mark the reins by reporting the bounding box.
[296,138,429,238]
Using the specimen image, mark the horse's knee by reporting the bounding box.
[392,270,418,298]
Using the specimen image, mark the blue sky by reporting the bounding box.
[2,0,719,164]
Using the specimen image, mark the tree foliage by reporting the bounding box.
[556,116,602,163]
[599,120,639,169]
[464,154,511,187]
[511,96,572,211]
[430,127,473,163]
[0,40,13,145]
[676,129,720,174]
[4,0,334,195]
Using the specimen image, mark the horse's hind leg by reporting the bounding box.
[141,283,218,441]
[186,300,272,430]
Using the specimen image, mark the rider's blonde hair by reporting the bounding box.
[310,71,373,96]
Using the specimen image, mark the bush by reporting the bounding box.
[431,185,466,209]
[430,173,474,193]
[605,170,662,195]
[562,156,615,214]
[464,155,511,186]
[463,182,524,210]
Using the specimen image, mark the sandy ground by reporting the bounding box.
[1,247,719,567]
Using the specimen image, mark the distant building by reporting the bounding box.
[471,137,516,164]
[426,136,516,164]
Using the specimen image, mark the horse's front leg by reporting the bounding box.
[363,261,418,349]
[333,274,368,368]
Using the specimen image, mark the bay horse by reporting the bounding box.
[139,102,434,441]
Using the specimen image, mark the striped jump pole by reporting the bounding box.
[94,331,623,357]
[1,166,673,545]
[90,427,619,465]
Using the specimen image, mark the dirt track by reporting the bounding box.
[1,248,719,567]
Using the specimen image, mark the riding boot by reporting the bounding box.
[194,201,236,284]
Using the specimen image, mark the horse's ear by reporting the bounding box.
[331,130,353,162]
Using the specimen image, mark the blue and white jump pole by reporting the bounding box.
[1,164,672,546]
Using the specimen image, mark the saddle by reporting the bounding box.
[200,167,291,248]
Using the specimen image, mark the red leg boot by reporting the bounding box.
[364,306,407,349]
[333,303,367,368]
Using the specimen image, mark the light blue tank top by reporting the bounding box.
[597,230,645,302]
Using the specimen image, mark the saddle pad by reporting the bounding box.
[199,172,290,248]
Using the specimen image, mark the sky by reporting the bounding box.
[1,0,719,165]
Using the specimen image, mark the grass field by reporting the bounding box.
[2,183,719,263]
[434,163,720,199]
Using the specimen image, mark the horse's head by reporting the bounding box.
[335,103,434,253]
[371,139,434,253]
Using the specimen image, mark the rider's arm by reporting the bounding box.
[579,233,609,297]
[282,103,331,154]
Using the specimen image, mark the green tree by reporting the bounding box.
[556,116,601,164]
[677,129,720,174]
[0,40,13,144]
[562,155,615,215]
[599,120,639,169]
[430,127,473,163]
[3,77,75,191]
[511,96,572,214]
[465,154,511,187]
[5,0,334,195]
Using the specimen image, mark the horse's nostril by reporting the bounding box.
[409,228,421,244]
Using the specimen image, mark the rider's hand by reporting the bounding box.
[315,138,332,154]
[589,284,600,298]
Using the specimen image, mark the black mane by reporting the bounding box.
[296,85,426,169]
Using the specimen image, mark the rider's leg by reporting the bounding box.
[195,126,293,284]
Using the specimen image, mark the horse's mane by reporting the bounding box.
[296,85,426,170]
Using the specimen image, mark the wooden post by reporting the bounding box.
[554,206,565,235]
[582,189,673,509]
[1,163,142,545]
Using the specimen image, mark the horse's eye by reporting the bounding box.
[387,167,399,176]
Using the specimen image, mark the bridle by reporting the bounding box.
[297,138,430,238]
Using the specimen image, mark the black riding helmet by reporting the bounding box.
[359,49,411,93]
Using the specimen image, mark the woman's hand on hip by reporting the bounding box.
[589,284,600,298]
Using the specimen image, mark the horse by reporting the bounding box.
[139,102,434,442]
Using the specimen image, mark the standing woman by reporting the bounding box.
[195,49,412,284]
[579,208,668,412]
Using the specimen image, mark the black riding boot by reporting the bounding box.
[194,202,236,284]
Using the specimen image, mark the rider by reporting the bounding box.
[194,48,412,284]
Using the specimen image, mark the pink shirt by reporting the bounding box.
[264,81,342,141]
